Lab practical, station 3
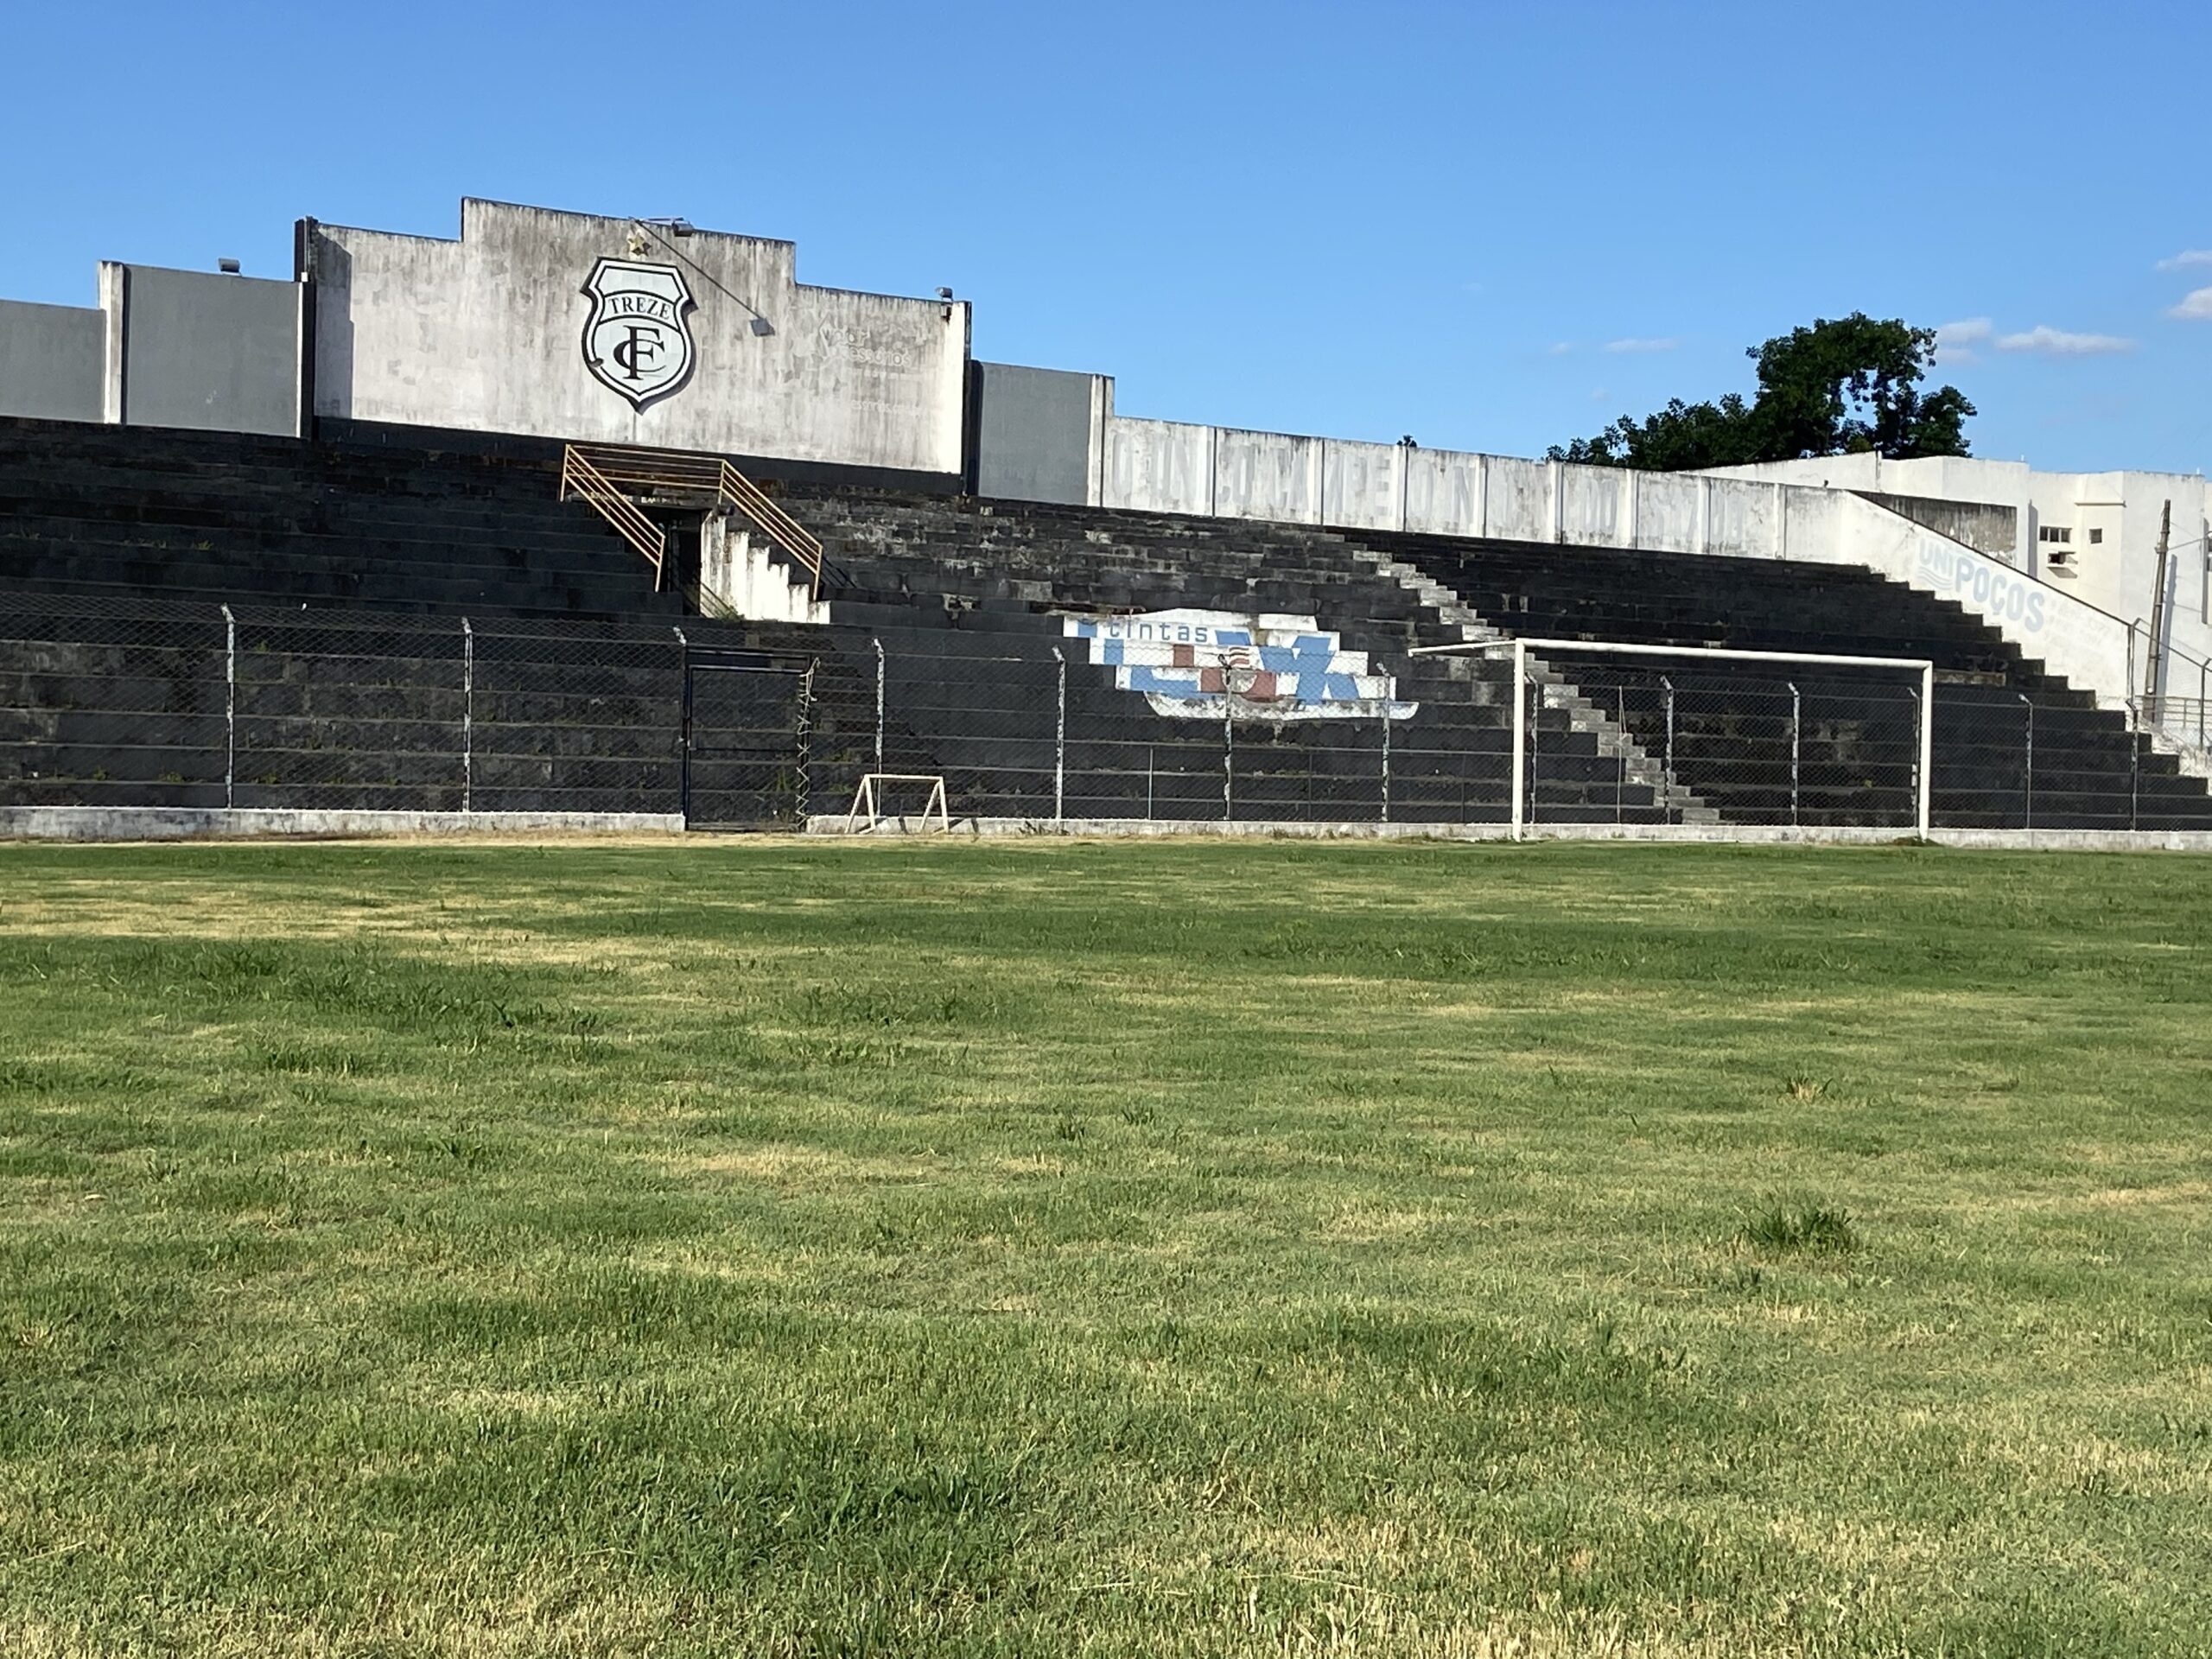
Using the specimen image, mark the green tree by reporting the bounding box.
[1550,314,1974,469]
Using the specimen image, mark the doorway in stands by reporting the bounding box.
[679,651,814,830]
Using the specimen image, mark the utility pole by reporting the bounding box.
[2145,499,2172,710]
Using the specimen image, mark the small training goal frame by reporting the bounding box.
[844,772,951,834]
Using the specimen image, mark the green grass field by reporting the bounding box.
[3,839,2210,1657]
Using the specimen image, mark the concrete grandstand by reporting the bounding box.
[2,197,2207,842]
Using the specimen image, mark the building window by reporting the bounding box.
[2088,528,2103,545]
[2038,525,2073,544]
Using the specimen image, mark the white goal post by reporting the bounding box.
[1408,637,1936,841]
[844,772,951,834]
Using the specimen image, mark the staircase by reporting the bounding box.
[1344,542,1717,823]
[558,442,829,623]
[780,486,1677,825]
[1355,528,2212,831]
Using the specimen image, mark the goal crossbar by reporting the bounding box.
[1410,637,1934,674]
[1411,637,1935,841]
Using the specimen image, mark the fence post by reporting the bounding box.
[1510,639,1526,840]
[1223,705,1233,823]
[2018,692,2032,830]
[2130,726,2140,831]
[1380,707,1391,825]
[1661,674,1675,827]
[219,604,235,810]
[461,617,474,816]
[872,637,885,778]
[1788,680,1801,828]
[1915,664,1934,841]
[797,660,817,824]
[674,626,690,823]
[1051,645,1065,826]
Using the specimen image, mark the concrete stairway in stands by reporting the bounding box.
[781,486,1666,823]
[1356,528,2212,830]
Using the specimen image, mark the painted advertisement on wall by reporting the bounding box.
[1064,609,1416,721]
[1917,541,2049,633]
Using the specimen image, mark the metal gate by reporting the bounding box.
[680,652,812,830]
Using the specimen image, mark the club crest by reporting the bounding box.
[581,257,696,410]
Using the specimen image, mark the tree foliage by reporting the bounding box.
[1550,314,1975,469]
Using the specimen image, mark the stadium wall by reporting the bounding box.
[302,200,969,480]
[1713,453,2212,696]
[0,189,2195,711]
[969,361,1109,505]
[1088,413,2141,709]
[104,264,304,436]
[0,271,302,435]
[0,300,105,423]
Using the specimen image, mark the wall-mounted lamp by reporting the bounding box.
[938,286,955,321]
[641,217,696,238]
[217,257,241,275]
[749,316,775,338]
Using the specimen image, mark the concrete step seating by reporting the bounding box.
[5,416,2202,829]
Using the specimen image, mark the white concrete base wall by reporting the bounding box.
[804,815,2212,853]
[1,808,684,842]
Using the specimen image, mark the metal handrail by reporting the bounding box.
[560,442,825,598]
[2139,693,2212,751]
[559,447,667,579]
[714,461,824,598]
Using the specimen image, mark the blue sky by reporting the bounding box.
[5,0,2209,474]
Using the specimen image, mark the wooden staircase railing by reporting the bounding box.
[558,442,825,598]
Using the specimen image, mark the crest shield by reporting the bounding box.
[581,258,696,410]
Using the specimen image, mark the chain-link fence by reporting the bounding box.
[847,636,1472,826]
[1508,648,2205,833]
[1518,656,1929,830]
[8,598,2209,833]
[0,597,816,825]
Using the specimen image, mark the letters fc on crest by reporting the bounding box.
[581,258,697,411]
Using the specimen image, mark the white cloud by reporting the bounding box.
[2169,286,2212,321]
[2156,250,2212,271]
[1993,325,2133,356]
[1934,317,1993,364]
[1546,340,1574,356]
[1602,336,1677,353]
